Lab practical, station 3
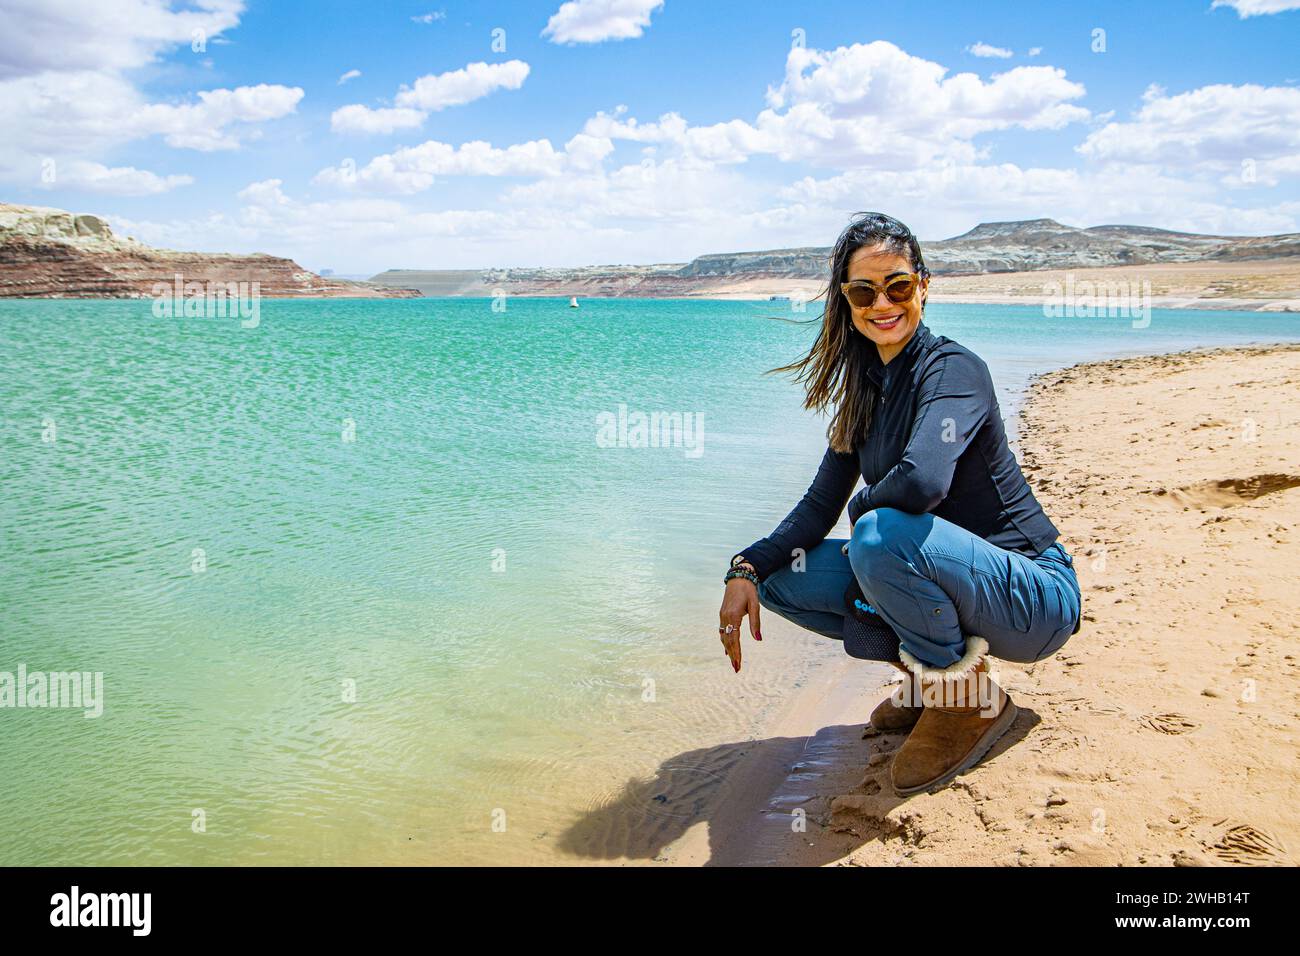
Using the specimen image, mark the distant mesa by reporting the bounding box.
[0,202,420,299]
[368,218,1300,299]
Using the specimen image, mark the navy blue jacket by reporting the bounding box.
[740,322,1060,581]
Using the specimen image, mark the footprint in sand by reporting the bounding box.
[1207,824,1291,866]
[1143,713,1200,735]
[1158,473,1300,509]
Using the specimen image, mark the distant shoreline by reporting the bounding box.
[367,259,1300,312]
[7,202,1297,306]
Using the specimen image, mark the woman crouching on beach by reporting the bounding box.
[718,211,1082,797]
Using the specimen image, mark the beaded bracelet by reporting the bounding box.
[724,567,759,587]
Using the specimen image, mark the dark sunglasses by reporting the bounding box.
[839,273,921,309]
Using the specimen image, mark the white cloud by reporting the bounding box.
[1028,47,1043,57]
[330,105,427,135]
[501,156,760,227]
[411,11,447,24]
[136,84,304,151]
[967,42,1013,59]
[237,178,291,206]
[315,133,613,193]
[561,133,619,171]
[764,42,1087,130]
[777,161,1300,240]
[45,161,194,196]
[1210,0,1300,17]
[579,42,1089,172]
[0,1,300,190]
[109,183,535,270]
[338,69,361,85]
[543,0,664,44]
[1079,82,1300,185]
[582,106,687,144]
[0,68,302,190]
[0,0,244,80]
[394,60,530,111]
[332,60,530,134]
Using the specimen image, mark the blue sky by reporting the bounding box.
[2,0,1299,273]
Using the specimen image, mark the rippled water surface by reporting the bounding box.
[2,297,1297,864]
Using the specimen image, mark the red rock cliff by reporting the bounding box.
[0,202,420,298]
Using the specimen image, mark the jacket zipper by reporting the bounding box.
[874,378,887,478]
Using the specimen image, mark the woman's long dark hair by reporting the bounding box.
[771,212,931,453]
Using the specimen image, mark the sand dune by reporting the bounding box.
[665,343,1300,866]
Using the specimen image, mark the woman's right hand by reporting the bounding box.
[718,578,762,673]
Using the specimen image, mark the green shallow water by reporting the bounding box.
[1,297,1297,864]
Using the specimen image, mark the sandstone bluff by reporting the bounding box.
[0,202,419,299]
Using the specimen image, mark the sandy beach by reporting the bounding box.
[665,342,1300,866]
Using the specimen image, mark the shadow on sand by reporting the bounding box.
[557,708,1041,866]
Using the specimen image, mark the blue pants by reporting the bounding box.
[757,508,1082,668]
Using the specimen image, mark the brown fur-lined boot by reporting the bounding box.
[868,661,924,734]
[889,637,1019,796]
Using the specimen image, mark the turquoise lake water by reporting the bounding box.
[2,297,1299,865]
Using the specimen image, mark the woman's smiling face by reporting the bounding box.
[845,243,928,361]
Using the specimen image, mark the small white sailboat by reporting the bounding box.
[569,296,579,309]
